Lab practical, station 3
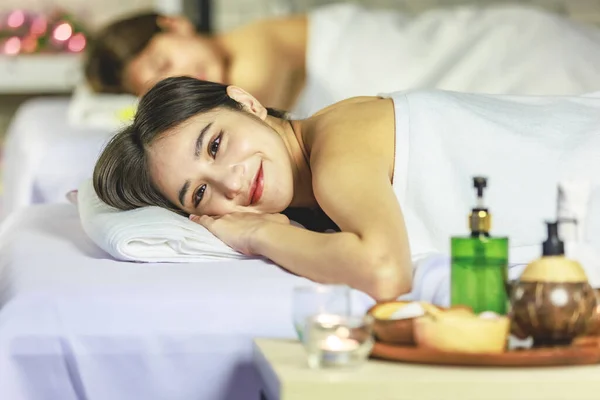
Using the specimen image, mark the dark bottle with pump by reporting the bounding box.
[451,177,509,315]
[508,221,596,346]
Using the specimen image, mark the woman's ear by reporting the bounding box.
[226,86,268,120]
[157,16,195,36]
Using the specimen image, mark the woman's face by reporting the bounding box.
[125,32,225,96]
[147,108,295,217]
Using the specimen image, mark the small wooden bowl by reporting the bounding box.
[367,302,473,345]
[414,310,511,354]
[367,301,425,346]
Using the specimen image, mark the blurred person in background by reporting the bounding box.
[85,3,600,117]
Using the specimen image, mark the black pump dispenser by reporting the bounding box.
[469,177,491,236]
[473,177,487,200]
[542,221,565,256]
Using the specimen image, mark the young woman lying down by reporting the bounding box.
[84,3,600,117]
[93,77,600,301]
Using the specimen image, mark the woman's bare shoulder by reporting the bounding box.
[228,15,307,58]
[307,96,394,132]
[301,96,395,164]
[310,96,383,117]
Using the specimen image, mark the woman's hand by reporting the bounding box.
[190,212,290,255]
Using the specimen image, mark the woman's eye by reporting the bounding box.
[194,184,206,207]
[209,133,222,158]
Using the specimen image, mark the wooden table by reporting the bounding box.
[253,338,600,400]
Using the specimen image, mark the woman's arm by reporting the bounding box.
[248,177,411,301]
[255,99,411,300]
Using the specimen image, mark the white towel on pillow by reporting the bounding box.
[77,179,249,262]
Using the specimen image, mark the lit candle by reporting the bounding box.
[322,335,359,351]
[314,313,343,326]
[319,335,359,365]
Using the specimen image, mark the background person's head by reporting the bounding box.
[84,13,226,95]
[93,77,292,217]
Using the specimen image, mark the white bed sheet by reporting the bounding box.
[1,98,112,219]
[0,204,374,400]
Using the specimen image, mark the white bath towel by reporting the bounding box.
[401,245,600,307]
[77,179,248,262]
[398,253,531,307]
[293,3,600,118]
[385,90,600,305]
[387,89,600,259]
[67,83,138,130]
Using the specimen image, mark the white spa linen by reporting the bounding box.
[387,89,600,260]
[399,253,529,307]
[77,179,247,262]
[67,83,138,130]
[1,98,113,220]
[0,203,375,400]
[293,3,600,117]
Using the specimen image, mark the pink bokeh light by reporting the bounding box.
[52,22,72,42]
[4,36,22,55]
[30,16,48,36]
[7,10,25,29]
[67,33,86,52]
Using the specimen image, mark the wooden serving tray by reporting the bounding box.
[371,337,600,367]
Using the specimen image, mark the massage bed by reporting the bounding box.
[0,203,373,399]
[1,97,112,220]
[1,203,595,399]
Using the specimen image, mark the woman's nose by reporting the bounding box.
[220,164,244,200]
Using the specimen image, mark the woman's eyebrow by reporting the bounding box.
[195,122,213,159]
[178,180,190,207]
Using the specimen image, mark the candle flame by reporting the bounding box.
[324,335,344,350]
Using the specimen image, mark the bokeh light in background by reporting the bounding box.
[68,33,86,53]
[0,9,89,55]
[30,17,48,36]
[4,36,21,55]
[21,35,39,53]
[53,22,72,42]
[7,10,25,29]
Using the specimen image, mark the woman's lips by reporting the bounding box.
[249,163,264,205]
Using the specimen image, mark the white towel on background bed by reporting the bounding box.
[77,179,248,262]
[293,3,600,117]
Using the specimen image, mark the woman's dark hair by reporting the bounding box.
[84,12,162,94]
[93,76,287,215]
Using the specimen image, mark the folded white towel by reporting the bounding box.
[67,83,138,131]
[398,253,530,307]
[77,179,249,262]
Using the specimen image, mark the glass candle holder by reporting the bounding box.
[303,313,374,369]
[292,284,351,342]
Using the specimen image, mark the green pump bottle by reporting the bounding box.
[450,177,509,315]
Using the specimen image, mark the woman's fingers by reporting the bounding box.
[189,214,214,229]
